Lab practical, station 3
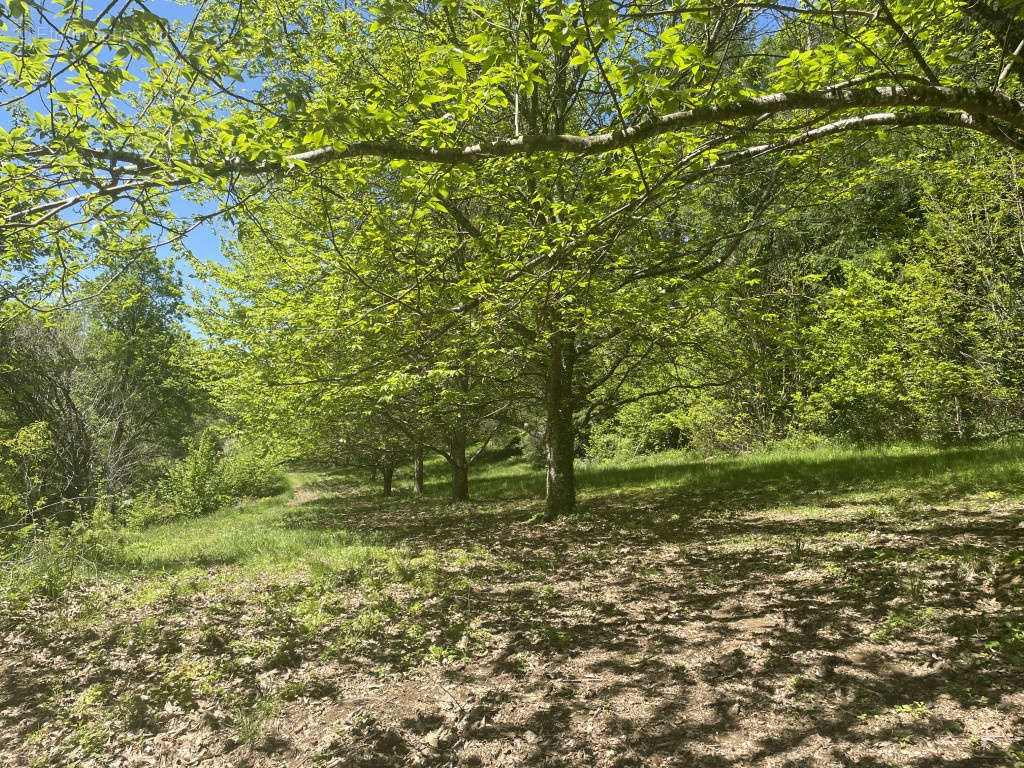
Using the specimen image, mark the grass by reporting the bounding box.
[2,440,1023,767]
[115,471,393,573]
[395,440,1024,507]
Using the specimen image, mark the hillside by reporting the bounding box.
[3,444,1022,767]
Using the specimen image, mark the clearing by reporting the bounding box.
[2,444,1023,767]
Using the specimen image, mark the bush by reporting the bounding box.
[0,509,126,609]
[0,421,52,523]
[155,431,287,521]
[119,491,173,529]
[158,428,223,519]
[586,398,686,461]
[219,442,287,499]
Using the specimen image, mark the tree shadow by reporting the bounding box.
[6,444,1022,767]
[277,445,1023,766]
[446,442,1024,508]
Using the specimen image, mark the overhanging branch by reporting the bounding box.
[9,86,1024,232]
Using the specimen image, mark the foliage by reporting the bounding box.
[218,441,287,500]
[0,421,51,521]
[579,141,1024,456]
[586,397,684,461]
[79,251,209,492]
[0,508,125,607]
[158,428,223,520]
[154,431,288,522]
[0,254,207,523]
[7,0,1024,515]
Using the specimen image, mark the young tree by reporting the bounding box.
[80,250,206,491]
[198,177,520,501]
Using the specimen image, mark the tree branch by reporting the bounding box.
[11,86,1024,232]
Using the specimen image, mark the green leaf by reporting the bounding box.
[449,55,466,80]
[420,93,447,107]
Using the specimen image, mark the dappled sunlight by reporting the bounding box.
[393,443,1024,517]
[5,1,1024,765]
[3,447,1022,767]
[283,454,1023,767]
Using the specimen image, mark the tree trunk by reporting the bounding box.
[413,446,425,495]
[382,464,394,497]
[544,330,576,520]
[450,428,469,501]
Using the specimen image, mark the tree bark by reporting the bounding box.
[543,330,576,520]
[382,464,394,497]
[413,446,425,495]
[449,428,469,501]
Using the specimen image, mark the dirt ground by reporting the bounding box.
[2,476,1022,767]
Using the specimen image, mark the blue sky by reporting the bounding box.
[5,0,788,331]
[168,195,226,334]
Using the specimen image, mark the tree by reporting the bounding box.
[80,250,206,491]
[5,0,1024,251]
[0,252,205,521]
[198,178,519,501]
[0,318,93,521]
[6,0,1024,517]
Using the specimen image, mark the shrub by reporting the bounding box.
[0,421,52,523]
[158,428,223,519]
[586,398,687,461]
[219,442,287,499]
[0,509,126,609]
[119,491,173,529]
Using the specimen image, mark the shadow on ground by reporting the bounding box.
[3,446,1022,767]
[279,450,1024,767]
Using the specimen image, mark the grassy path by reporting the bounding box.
[2,444,1023,767]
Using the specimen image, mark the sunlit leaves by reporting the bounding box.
[0,0,1019,318]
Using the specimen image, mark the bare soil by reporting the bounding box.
[2,478,1022,767]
